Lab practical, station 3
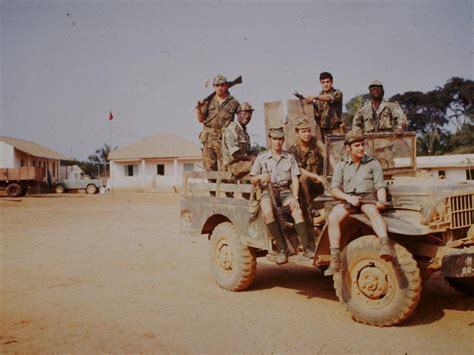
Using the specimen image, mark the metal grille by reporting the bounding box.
[449,194,474,229]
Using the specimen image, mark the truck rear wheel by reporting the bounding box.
[86,184,97,194]
[333,235,422,326]
[210,222,256,291]
[6,183,23,197]
[445,277,474,297]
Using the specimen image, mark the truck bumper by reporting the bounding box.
[441,251,474,278]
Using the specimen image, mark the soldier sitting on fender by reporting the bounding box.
[288,117,326,223]
[222,102,255,178]
[325,131,393,276]
[250,127,315,264]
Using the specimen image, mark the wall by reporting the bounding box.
[109,157,203,191]
[420,168,472,181]
[0,142,15,167]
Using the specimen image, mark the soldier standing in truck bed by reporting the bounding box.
[304,72,344,140]
[288,117,325,223]
[222,102,254,178]
[196,75,240,174]
[352,80,408,134]
[250,127,315,264]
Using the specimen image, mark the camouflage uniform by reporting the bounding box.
[314,88,343,137]
[352,96,407,134]
[199,76,239,172]
[288,135,324,210]
[222,103,253,178]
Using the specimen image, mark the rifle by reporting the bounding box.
[264,182,297,255]
[202,75,243,103]
[292,91,314,102]
[314,194,393,209]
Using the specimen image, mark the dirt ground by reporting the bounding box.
[1,193,473,353]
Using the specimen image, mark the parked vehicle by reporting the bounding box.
[55,171,104,194]
[0,167,45,197]
[179,132,474,326]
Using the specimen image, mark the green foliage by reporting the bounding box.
[344,94,369,127]
[88,143,118,163]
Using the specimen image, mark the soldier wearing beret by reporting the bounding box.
[250,127,314,264]
[304,72,344,140]
[324,131,393,276]
[196,75,240,177]
[288,117,325,227]
[352,80,408,134]
[222,102,254,178]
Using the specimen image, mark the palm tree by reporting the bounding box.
[88,144,118,175]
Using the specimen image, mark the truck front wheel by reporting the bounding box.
[6,183,23,197]
[210,222,257,291]
[55,184,66,194]
[86,184,98,194]
[334,235,422,326]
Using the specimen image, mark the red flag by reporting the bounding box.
[108,110,114,121]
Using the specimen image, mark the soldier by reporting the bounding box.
[222,102,254,178]
[250,127,315,264]
[304,72,344,140]
[196,75,240,174]
[324,131,393,276]
[352,80,408,134]
[288,117,325,221]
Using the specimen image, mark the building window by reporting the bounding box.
[124,165,138,176]
[157,164,165,176]
[183,163,194,172]
[20,159,25,167]
[52,162,56,177]
[467,169,474,180]
[32,160,36,167]
[438,170,446,179]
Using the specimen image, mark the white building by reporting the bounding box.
[108,133,203,192]
[417,154,474,181]
[0,136,68,181]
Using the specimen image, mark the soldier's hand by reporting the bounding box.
[304,96,315,104]
[196,100,206,109]
[259,174,271,184]
[394,126,404,136]
[289,197,300,211]
[346,195,361,207]
[376,201,387,210]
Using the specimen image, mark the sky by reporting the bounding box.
[1,0,472,160]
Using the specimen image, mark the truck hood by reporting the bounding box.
[388,177,474,196]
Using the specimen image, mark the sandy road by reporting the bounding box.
[1,193,473,353]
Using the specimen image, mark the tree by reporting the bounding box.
[88,144,118,176]
[344,94,369,128]
[439,77,474,130]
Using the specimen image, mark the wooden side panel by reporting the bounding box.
[0,167,39,181]
[286,99,316,148]
[263,101,284,148]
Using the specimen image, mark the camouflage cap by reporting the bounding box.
[237,102,254,112]
[369,80,383,89]
[294,117,311,130]
[213,75,228,85]
[268,127,285,138]
[344,130,365,145]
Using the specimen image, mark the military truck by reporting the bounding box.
[0,166,45,197]
[180,102,473,327]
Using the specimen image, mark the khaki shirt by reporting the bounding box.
[288,137,324,175]
[314,88,343,130]
[222,121,251,166]
[250,150,300,185]
[330,155,386,194]
[352,100,408,134]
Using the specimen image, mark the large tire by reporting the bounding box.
[6,183,23,197]
[334,235,422,326]
[86,184,98,194]
[445,277,474,297]
[55,184,66,194]
[209,222,257,291]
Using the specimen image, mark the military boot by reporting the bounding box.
[324,248,342,276]
[379,237,393,261]
[276,249,288,265]
[303,248,315,259]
